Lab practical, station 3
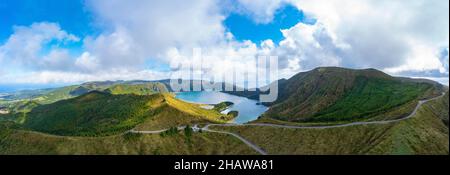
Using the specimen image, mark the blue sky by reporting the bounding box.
[225,5,314,44]
[0,0,94,40]
[0,0,448,89]
[0,1,308,51]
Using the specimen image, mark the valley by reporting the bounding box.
[0,67,448,155]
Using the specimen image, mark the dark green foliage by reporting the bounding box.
[69,86,91,96]
[105,83,168,95]
[227,111,239,118]
[160,127,179,137]
[0,121,21,142]
[184,125,193,144]
[23,91,164,136]
[5,100,40,113]
[310,76,432,122]
[0,113,23,123]
[258,67,438,122]
[184,125,193,138]
[213,101,234,112]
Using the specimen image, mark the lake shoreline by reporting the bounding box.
[175,91,268,124]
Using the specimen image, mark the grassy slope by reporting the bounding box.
[1,82,170,116]
[164,94,232,122]
[264,67,437,122]
[0,91,249,155]
[135,104,221,131]
[424,92,449,126]
[212,92,449,155]
[0,128,257,155]
[311,77,431,122]
[23,91,165,136]
[22,91,229,136]
[105,83,168,95]
[35,85,80,104]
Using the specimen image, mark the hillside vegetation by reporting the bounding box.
[23,91,164,136]
[309,76,431,122]
[211,92,449,155]
[135,94,231,130]
[213,101,234,112]
[22,92,230,136]
[0,125,257,155]
[230,67,442,123]
[0,82,170,114]
[105,83,168,95]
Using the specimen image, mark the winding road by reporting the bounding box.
[131,125,268,155]
[132,92,446,155]
[201,126,268,155]
[205,92,446,130]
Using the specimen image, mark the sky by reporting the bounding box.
[0,0,448,88]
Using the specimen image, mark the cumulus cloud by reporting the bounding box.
[439,47,449,75]
[0,69,171,84]
[275,23,342,71]
[82,29,144,70]
[235,0,448,83]
[234,0,284,24]
[0,22,79,70]
[1,0,448,85]
[74,52,100,72]
[39,49,74,71]
[84,0,226,66]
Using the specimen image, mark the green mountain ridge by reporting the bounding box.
[105,83,168,95]
[211,91,449,155]
[227,67,444,123]
[0,67,448,155]
[20,90,230,136]
[23,91,163,136]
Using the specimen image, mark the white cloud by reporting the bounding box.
[235,0,284,24]
[274,23,342,72]
[1,0,230,84]
[440,47,449,75]
[74,52,100,72]
[39,49,74,71]
[1,0,448,86]
[0,69,170,84]
[82,29,144,70]
[85,0,226,66]
[292,0,448,74]
[236,0,448,82]
[384,42,445,74]
[0,22,79,70]
[412,77,449,86]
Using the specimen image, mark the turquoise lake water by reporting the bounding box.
[175,91,268,124]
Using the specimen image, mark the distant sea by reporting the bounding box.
[0,84,69,93]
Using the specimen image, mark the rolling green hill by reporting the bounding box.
[135,94,232,131]
[21,91,230,136]
[36,82,169,104]
[211,92,449,155]
[229,67,443,123]
[0,89,247,155]
[105,83,168,95]
[23,91,164,136]
[0,81,171,115]
[213,101,234,112]
[1,67,447,155]
[0,124,257,155]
